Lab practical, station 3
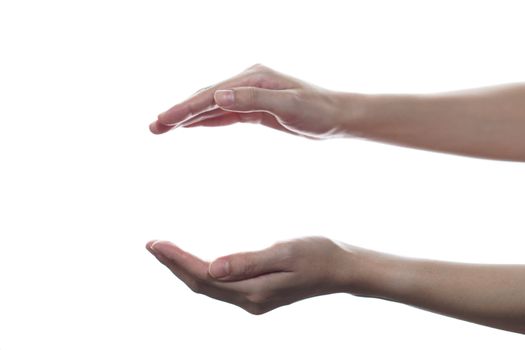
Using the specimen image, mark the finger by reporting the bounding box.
[178,107,232,127]
[147,240,209,281]
[182,112,240,127]
[145,241,300,313]
[149,120,177,134]
[156,75,252,126]
[181,109,269,127]
[214,87,296,116]
[181,109,305,137]
[150,107,228,134]
[146,242,203,294]
[145,241,263,297]
[208,243,291,282]
[181,111,284,131]
[191,85,213,96]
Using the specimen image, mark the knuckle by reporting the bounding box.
[244,64,272,86]
[244,303,267,315]
[251,72,268,87]
[187,279,204,294]
[286,89,304,109]
[247,63,267,71]
[271,240,288,249]
[246,87,257,107]
[236,87,258,110]
[193,84,213,95]
[234,255,256,276]
[272,240,295,257]
[242,291,273,315]
[186,102,197,117]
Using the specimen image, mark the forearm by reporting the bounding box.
[339,83,525,161]
[345,248,525,333]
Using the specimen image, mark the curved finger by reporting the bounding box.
[214,87,296,117]
[147,240,209,280]
[156,75,253,127]
[179,107,232,126]
[208,243,292,282]
[149,120,177,134]
[182,112,240,128]
[181,110,306,137]
[150,108,229,134]
[145,240,301,314]
[146,240,262,297]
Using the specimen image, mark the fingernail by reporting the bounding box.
[214,90,234,107]
[149,121,159,133]
[149,240,160,252]
[209,259,230,278]
[150,240,170,256]
[149,240,159,253]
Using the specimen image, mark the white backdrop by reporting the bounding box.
[1,0,524,348]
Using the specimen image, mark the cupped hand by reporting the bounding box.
[146,236,359,314]
[150,64,350,139]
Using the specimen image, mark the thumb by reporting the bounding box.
[208,244,289,281]
[214,87,295,115]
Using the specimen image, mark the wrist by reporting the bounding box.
[334,91,370,138]
[335,243,417,301]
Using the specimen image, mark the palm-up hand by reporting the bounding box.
[146,237,357,314]
[149,64,350,139]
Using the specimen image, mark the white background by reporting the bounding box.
[1,0,524,348]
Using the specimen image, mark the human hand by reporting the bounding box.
[146,236,361,314]
[149,64,351,139]
[147,235,525,332]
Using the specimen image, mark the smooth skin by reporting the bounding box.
[147,64,525,333]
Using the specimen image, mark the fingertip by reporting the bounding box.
[208,258,231,279]
[149,120,175,134]
[158,105,187,126]
[146,240,159,252]
[149,240,184,259]
[149,121,160,134]
[151,239,168,249]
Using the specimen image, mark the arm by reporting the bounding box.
[151,64,525,161]
[342,83,525,161]
[146,237,525,333]
[344,246,525,333]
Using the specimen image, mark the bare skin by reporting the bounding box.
[146,238,525,333]
[147,64,525,333]
[150,63,525,161]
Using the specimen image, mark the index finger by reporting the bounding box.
[146,240,280,294]
[147,240,209,280]
[156,73,252,126]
